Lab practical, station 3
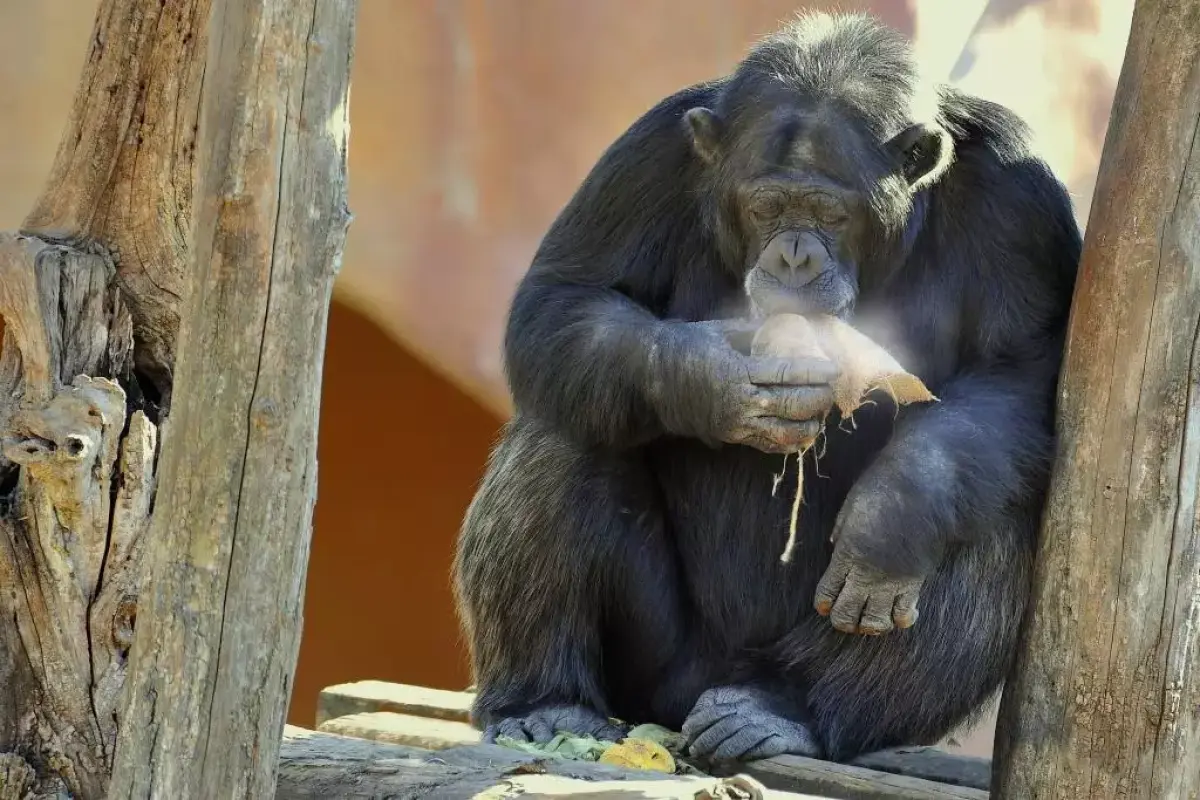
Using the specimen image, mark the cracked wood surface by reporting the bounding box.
[0,234,146,799]
[23,0,211,398]
[315,681,994,795]
[0,10,207,790]
[0,0,356,797]
[993,1,1200,797]
[104,0,356,797]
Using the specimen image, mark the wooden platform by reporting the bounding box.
[297,680,992,799]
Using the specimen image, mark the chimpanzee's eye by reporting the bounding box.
[748,189,786,221]
[809,192,849,227]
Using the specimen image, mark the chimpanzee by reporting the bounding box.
[453,12,1080,762]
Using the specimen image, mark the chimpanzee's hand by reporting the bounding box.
[813,460,935,634]
[651,319,838,454]
[814,543,923,635]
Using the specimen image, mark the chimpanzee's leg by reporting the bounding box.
[454,416,684,742]
[802,528,1031,760]
[683,521,1030,762]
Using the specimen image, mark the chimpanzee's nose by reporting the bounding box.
[769,231,827,283]
[781,235,811,270]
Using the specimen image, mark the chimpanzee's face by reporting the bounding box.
[728,108,886,320]
[686,91,952,321]
[736,170,862,319]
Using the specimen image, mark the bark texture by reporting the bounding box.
[26,0,211,395]
[106,0,355,797]
[0,234,145,800]
[0,2,209,796]
[993,1,1200,797]
[0,0,356,797]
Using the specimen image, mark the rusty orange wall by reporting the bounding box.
[340,0,915,415]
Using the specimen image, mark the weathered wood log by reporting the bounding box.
[25,0,212,397]
[992,1,1200,797]
[0,235,142,799]
[847,748,989,792]
[276,726,818,800]
[313,710,987,799]
[106,1,356,798]
[0,3,208,795]
[280,725,992,800]
[0,0,357,797]
[740,757,987,800]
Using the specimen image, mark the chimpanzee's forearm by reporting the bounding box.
[842,356,1059,575]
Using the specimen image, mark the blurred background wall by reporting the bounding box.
[0,0,1133,756]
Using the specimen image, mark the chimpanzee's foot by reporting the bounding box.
[482,704,627,744]
[682,685,822,762]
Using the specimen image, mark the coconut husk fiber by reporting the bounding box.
[750,313,937,563]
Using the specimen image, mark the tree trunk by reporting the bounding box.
[0,1,356,797]
[992,1,1200,797]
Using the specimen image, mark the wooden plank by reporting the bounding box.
[318,711,481,750]
[313,683,994,797]
[313,709,988,799]
[741,756,988,800]
[849,748,989,791]
[316,680,474,725]
[469,774,824,798]
[277,726,826,799]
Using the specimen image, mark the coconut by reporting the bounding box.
[750,314,937,563]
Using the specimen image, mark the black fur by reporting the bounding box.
[454,12,1080,761]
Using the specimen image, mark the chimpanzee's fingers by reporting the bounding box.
[858,588,896,635]
[893,586,921,629]
[491,719,530,742]
[814,555,851,617]
[828,577,868,634]
[749,385,834,422]
[739,418,821,454]
[747,355,840,387]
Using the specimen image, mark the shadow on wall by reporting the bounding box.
[289,298,502,725]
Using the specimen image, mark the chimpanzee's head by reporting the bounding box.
[683,13,954,319]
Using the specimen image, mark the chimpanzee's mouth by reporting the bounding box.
[744,267,855,320]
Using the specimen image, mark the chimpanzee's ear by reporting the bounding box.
[684,107,724,165]
[887,122,954,192]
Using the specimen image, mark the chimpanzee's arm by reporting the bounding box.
[837,137,1080,576]
[501,82,839,451]
[836,351,1061,577]
[813,141,1080,634]
[813,333,1067,636]
[505,274,836,451]
[504,276,668,447]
